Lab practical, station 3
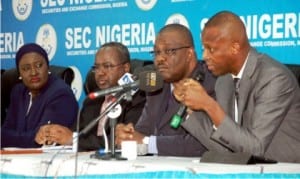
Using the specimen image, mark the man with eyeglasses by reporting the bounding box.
[115,24,216,156]
[35,42,147,151]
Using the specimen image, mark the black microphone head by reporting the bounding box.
[133,64,155,79]
[138,70,163,92]
[193,70,204,82]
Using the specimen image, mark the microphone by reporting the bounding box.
[88,70,163,99]
[117,72,138,96]
[170,71,204,128]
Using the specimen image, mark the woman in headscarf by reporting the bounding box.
[1,43,78,148]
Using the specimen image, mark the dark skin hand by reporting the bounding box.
[115,123,145,147]
[35,124,73,145]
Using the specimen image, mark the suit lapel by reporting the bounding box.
[237,77,252,125]
[216,74,235,119]
[160,96,180,129]
[157,84,181,129]
[237,48,258,125]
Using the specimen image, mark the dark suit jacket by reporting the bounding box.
[135,61,216,157]
[77,90,146,151]
[182,48,300,162]
[1,75,78,148]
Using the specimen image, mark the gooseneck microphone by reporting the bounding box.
[81,70,163,136]
[170,71,204,128]
[88,70,163,99]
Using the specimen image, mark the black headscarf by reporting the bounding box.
[15,43,49,70]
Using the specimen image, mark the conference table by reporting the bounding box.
[1,149,299,179]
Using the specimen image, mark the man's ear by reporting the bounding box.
[231,42,240,55]
[124,62,131,73]
[186,47,194,63]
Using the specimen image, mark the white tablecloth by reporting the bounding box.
[1,151,299,178]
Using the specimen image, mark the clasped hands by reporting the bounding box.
[35,124,73,146]
[173,78,209,111]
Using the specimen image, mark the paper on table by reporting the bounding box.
[1,145,75,154]
[41,145,74,153]
[1,147,43,154]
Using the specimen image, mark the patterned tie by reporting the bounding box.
[97,95,115,136]
[233,78,240,122]
[233,78,240,105]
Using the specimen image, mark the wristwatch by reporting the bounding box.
[142,136,149,145]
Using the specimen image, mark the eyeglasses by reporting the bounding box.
[20,62,44,73]
[91,62,125,73]
[149,46,191,57]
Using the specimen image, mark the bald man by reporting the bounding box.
[174,11,300,162]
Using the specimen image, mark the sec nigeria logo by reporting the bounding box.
[12,0,32,21]
[69,66,83,101]
[135,0,157,11]
[36,24,57,61]
[165,13,190,29]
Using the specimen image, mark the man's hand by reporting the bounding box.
[173,78,211,111]
[35,124,73,145]
[174,78,226,127]
[115,123,145,146]
[35,124,50,145]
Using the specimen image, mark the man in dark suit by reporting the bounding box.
[115,24,216,156]
[35,42,146,151]
[174,11,300,162]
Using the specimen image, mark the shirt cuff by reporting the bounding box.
[147,136,158,154]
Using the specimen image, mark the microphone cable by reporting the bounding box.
[43,107,82,178]
[74,105,82,179]
[43,86,141,177]
[43,79,136,177]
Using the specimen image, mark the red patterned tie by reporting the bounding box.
[97,95,115,136]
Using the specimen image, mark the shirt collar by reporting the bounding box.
[232,52,250,79]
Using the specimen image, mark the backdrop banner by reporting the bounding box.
[1,0,299,104]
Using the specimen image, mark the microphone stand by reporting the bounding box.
[86,91,132,160]
[93,116,126,160]
[79,92,126,136]
[44,91,132,177]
